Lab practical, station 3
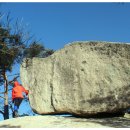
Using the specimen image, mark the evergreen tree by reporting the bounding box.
[0,13,54,120]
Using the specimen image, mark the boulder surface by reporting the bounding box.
[1,115,130,128]
[20,41,130,117]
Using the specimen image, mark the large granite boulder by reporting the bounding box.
[20,41,130,117]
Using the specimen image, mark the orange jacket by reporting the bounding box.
[12,81,29,101]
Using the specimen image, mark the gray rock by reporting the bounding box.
[1,115,130,128]
[20,41,130,117]
[124,113,130,119]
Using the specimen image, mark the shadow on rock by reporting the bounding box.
[89,117,130,128]
[0,124,21,128]
[63,115,130,128]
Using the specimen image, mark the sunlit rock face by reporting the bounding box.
[20,41,130,117]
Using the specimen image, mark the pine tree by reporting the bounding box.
[0,13,54,120]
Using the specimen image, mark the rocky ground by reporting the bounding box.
[0,114,130,128]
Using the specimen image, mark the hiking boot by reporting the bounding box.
[12,111,15,118]
[13,111,19,118]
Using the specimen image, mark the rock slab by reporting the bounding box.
[20,41,130,117]
[1,115,130,128]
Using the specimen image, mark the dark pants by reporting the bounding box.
[13,98,23,118]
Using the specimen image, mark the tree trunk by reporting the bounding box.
[3,71,9,120]
[4,92,9,120]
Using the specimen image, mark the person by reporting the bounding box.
[12,81,29,118]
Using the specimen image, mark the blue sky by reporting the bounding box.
[1,2,130,50]
[0,2,130,120]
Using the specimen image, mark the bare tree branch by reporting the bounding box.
[6,12,12,31]
[7,73,20,77]
[0,92,5,94]
[8,76,19,84]
[0,95,5,99]
[8,102,13,113]
[0,110,4,115]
